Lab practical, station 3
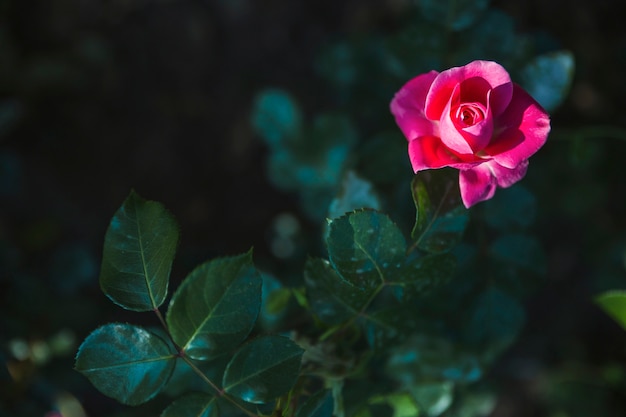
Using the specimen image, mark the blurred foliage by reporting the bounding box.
[3,0,626,417]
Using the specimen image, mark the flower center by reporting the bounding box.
[455,104,485,127]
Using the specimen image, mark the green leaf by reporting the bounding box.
[328,171,381,220]
[411,171,468,254]
[595,291,626,331]
[408,382,454,417]
[99,190,179,311]
[223,335,304,404]
[418,0,490,31]
[305,257,375,325]
[161,392,219,417]
[74,323,176,405]
[251,88,303,148]
[520,50,575,112]
[166,251,262,360]
[296,390,334,417]
[327,209,406,289]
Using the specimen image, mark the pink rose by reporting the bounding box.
[390,60,550,208]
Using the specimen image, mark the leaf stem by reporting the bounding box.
[181,355,259,417]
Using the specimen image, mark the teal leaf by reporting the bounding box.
[418,0,490,31]
[520,50,575,112]
[74,323,176,405]
[251,89,303,148]
[328,171,381,220]
[386,335,482,385]
[594,291,626,331]
[296,390,334,417]
[327,210,406,289]
[398,253,457,298]
[411,170,468,254]
[489,234,546,275]
[364,307,418,350]
[166,251,262,360]
[99,190,179,311]
[161,392,219,417]
[481,186,536,231]
[305,257,375,325]
[464,287,525,354]
[223,335,304,404]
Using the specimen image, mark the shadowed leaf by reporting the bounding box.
[99,190,179,311]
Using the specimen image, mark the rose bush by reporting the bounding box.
[390,60,550,208]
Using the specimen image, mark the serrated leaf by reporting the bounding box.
[520,50,574,112]
[223,335,304,404]
[305,257,375,325]
[296,390,334,417]
[166,251,262,360]
[595,291,626,331]
[418,0,490,31]
[74,323,176,405]
[251,89,303,148]
[411,171,468,254]
[161,392,219,417]
[99,190,179,311]
[327,210,406,289]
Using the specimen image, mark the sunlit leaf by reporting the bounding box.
[75,323,176,405]
[328,171,381,220]
[520,50,575,112]
[161,392,219,417]
[411,171,468,254]
[408,382,454,417]
[305,257,375,325]
[223,335,304,404]
[296,389,334,417]
[595,291,626,331]
[166,251,262,360]
[327,210,406,290]
[99,190,179,311]
[418,0,490,31]
[251,88,303,148]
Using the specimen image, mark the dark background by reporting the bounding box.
[2,0,626,416]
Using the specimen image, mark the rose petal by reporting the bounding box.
[487,84,550,169]
[390,71,439,141]
[425,60,513,120]
[408,135,482,172]
[458,159,529,208]
[459,164,497,208]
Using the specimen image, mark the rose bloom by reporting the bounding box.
[390,60,550,208]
